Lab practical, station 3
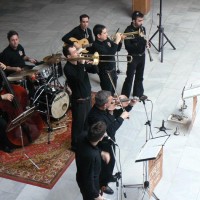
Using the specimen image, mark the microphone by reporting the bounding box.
[105,136,118,146]
[139,95,150,102]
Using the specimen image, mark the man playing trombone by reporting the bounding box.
[90,24,124,95]
[121,11,149,100]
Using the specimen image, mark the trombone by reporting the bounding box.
[110,31,139,41]
[62,52,133,65]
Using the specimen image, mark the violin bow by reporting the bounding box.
[106,71,126,112]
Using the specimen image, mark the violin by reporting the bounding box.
[108,95,138,111]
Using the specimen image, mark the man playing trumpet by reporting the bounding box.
[121,11,149,100]
[90,24,125,95]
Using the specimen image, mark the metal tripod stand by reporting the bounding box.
[149,0,176,62]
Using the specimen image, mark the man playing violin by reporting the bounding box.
[121,11,149,100]
[62,14,94,52]
[0,62,14,153]
[87,90,137,195]
[63,45,98,151]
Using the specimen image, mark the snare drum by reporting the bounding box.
[7,76,26,88]
[35,86,69,119]
[33,65,52,79]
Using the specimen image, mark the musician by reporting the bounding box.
[87,90,137,195]
[63,45,97,151]
[76,121,110,200]
[90,24,124,95]
[0,30,37,75]
[62,14,94,51]
[121,11,149,99]
[0,62,14,153]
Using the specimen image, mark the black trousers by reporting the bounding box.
[121,55,145,98]
[77,176,100,200]
[71,99,91,148]
[98,69,117,96]
[100,142,115,187]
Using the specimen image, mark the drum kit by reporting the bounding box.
[7,53,70,121]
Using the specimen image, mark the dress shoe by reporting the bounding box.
[102,185,114,195]
[109,174,118,182]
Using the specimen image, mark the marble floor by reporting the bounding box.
[1,0,200,199]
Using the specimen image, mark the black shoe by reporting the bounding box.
[3,146,14,153]
[102,185,114,195]
[109,174,118,182]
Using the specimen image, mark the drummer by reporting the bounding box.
[0,30,37,76]
[0,30,37,98]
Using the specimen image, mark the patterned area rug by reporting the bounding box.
[0,110,74,189]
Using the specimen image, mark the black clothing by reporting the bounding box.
[1,44,26,76]
[62,25,94,45]
[87,105,132,186]
[76,135,101,200]
[63,62,97,149]
[90,38,122,95]
[121,23,146,98]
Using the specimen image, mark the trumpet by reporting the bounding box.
[110,31,139,41]
[62,52,133,65]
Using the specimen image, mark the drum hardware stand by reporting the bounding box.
[149,0,176,62]
[32,77,66,144]
[51,62,62,88]
[6,106,40,169]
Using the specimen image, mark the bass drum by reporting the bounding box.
[35,87,69,119]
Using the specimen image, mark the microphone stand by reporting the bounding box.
[123,99,159,200]
[107,138,126,200]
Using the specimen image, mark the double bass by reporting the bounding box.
[0,68,44,147]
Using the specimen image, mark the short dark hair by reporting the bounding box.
[95,90,111,107]
[62,44,74,57]
[88,121,107,142]
[80,14,89,21]
[7,30,19,41]
[132,11,144,20]
[93,24,106,37]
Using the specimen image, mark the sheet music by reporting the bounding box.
[183,85,200,99]
[135,135,169,162]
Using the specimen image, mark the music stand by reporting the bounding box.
[123,135,170,200]
[6,105,40,169]
[149,0,176,62]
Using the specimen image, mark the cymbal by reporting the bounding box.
[8,69,38,78]
[7,76,24,82]
[33,64,49,71]
[43,53,62,64]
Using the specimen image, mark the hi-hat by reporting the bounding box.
[43,53,62,64]
[8,69,38,78]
